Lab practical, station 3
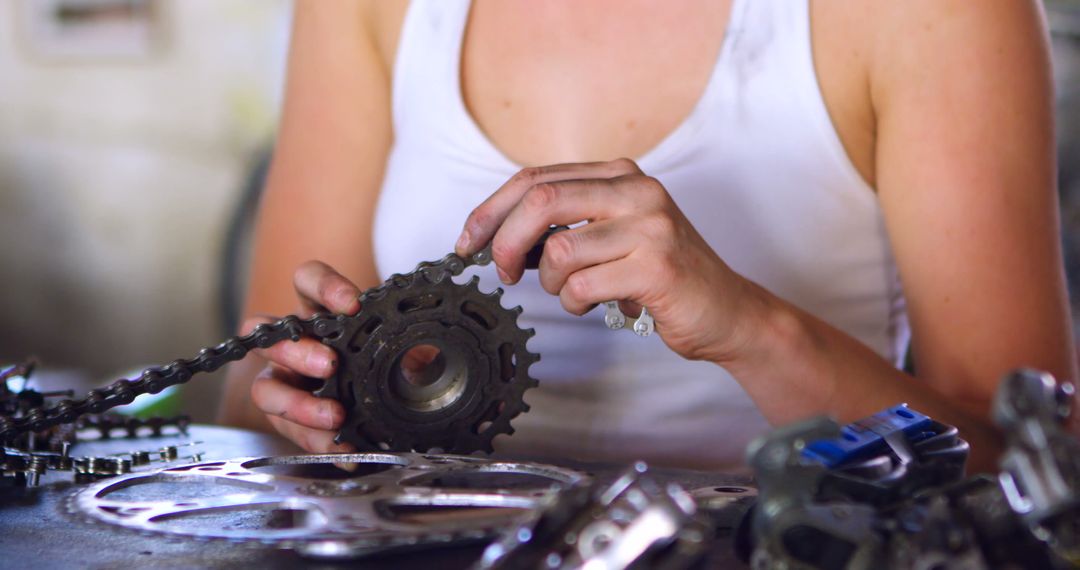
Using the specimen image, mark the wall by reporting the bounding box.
[0,0,290,420]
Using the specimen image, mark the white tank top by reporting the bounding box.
[373,0,909,471]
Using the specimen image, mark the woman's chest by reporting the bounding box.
[459,0,732,166]
[372,1,876,183]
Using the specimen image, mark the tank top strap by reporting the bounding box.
[726,0,871,193]
[393,0,516,173]
[392,0,470,134]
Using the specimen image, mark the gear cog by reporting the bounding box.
[316,267,539,454]
[0,251,540,457]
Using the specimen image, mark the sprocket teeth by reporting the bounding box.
[70,452,586,554]
[313,381,339,401]
[330,249,540,456]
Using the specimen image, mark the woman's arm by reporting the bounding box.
[714,0,1075,470]
[872,0,1073,411]
[217,0,394,450]
[456,0,1075,472]
[806,0,1076,465]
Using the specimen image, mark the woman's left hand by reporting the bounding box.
[455,158,768,364]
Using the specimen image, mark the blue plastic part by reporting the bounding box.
[802,404,933,468]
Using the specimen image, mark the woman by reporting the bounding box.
[219,0,1076,472]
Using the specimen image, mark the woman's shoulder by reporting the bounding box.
[811,0,1049,189]
[833,0,1048,84]
[293,1,410,76]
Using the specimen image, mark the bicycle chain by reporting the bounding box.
[3,439,204,487]
[76,413,192,440]
[0,249,538,454]
[0,313,331,441]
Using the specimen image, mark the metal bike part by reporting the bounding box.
[885,492,992,570]
[70,452,588,560]
[0,247,540,456]
[993,369,1080,564]
[477,462,712,570]
[689,484,758,529]
[805,405,969,508]
[604,302,655,337]
[78,414,191,440]
[745,416,885,570]
[314,261,538,453]
[2,438,202,487]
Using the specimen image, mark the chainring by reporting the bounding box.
[315,269,538,454]
[68,452,587,560]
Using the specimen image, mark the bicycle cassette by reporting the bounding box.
[0,248,540,456]
[315,265,540,453]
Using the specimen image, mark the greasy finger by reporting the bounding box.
[241,315,336,379]
[456,158,642,256]
[251,365,344,430]
[536,218,639,295]
[267,414,356,454]
[252,334,337,379]
[558,258,645,316]
[293,260,362,316]
[491,177,639,284]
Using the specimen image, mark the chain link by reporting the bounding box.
[0,251,482,444]
[0,233,641,443]
[0,315,313,440]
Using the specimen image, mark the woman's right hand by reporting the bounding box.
[244,260,363,453]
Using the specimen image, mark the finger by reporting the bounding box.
[293,260,362,316]
[243,316,338,378]
[267,414,356,454]
[258,339,337,379]
[456,158,641,256]
[537,218,639,296]
[252,365,345,431]
[618,300,645,319]
[558,258,647,316]
[491,177,649,284]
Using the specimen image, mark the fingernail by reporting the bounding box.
[309,349,335,376]
[497,266,511,284]
[455,230,471,254]
[335,289,359,312]
[320,401,339,429]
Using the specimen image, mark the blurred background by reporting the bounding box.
[0,0,1077,423]
[0,0,288,420]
